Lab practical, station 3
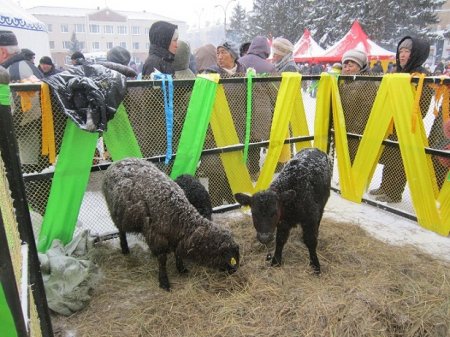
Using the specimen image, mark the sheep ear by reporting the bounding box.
[234,193,252,206]
[280,190,296,203]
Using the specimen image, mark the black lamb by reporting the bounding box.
[102,158,239,291]
[174,174,213,220]
[234,147,331,274]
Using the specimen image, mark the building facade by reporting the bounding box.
[26,6,187,69]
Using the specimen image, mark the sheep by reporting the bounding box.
[102,158,240,291]
[234,147,331,274]
[174,174,213,220]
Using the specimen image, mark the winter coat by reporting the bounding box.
[194,44,217,73]
[237,36,275,74]
[173,40,195,79]
[142,21,178,76]
[274,53,299,73]
[1,53,43,82]
[339,68,379,163]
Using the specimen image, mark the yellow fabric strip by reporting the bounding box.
[437,180,450,235]
[388,74,444,234]
[290,84,311,151]
[255,72,301,191]
[40,83,56,164]
[210,84,254,195]
[17,91,33,112]
[313,73,332,152]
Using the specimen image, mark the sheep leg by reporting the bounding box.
[302,223,320,274]
[271,224,291,266]
[157,253,171,291]
[175,253,188,274]
[119,230,130,254]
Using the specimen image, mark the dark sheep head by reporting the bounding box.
[185,224,240,274]
[234,190,296,244]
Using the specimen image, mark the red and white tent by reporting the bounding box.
[293,29,325,62]
[313,20,395,63]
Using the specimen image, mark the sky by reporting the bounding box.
[16,0,253,28]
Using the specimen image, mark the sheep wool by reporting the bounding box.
[174,174,213,220]
[102,158,239,291]
[235,148,332,273]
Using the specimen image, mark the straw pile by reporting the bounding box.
[51,210,450,337]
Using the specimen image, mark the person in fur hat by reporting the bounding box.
[142,21,178,77]
[271,37,299,73]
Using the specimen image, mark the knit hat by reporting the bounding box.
[21,48,35,61]
[272,37,294,57]
[0,30,18,46]
[149,21,178,50]
[39,56,53,66]
[107,46,131,66]
[399,38,413,51]
[217,41,239,61]
[342,49,368,69]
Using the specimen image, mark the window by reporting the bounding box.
[106,42,113,49]
[79,41,85,50]
[62,41,71,49]
[145,27,150,36]
[75,24,85,33]
[104,25,114,34]
[89,24,100,33]
[131,26,140,35]
[145,42,150,50]
[117,26,127,35]
[49,41,55,49]
[92,41,100,50]
[47,24,52,32]
[61,24,69,33]
[132,42,139,50]
[119,42,127,49]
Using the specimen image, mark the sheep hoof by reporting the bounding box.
[159,282,171,292]
[271,257,282,267]
[178,267,189,274]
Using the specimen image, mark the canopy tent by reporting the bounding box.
[0,0,50,63]
[293,29,325,62]
[308,21,395,63]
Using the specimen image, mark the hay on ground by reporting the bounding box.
[51,211,450,337]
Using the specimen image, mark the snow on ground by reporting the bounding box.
[77,189,450,265]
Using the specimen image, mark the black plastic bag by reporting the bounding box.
[43,63,127,132]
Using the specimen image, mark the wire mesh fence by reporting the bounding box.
[7,75,450,239]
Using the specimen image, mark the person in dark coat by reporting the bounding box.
[38,56,61,77]
[369,36,437,203]
[339,49,379,164]
[142,21,178,77]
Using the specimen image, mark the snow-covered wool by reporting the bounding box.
[174,174,212,220]
[102,158,239,290]
[235,148,331,274]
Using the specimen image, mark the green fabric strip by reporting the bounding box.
[38,120,98,252]
[0,283,18,337]
[170,77,218,179]
[243,69,254,163]
[103,103,143,160]
[0,85,11,106]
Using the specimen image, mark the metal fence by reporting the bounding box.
[8,74,450,238]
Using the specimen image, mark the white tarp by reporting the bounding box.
[0,0,50,62]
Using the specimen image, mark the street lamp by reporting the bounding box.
[215,0,237,38]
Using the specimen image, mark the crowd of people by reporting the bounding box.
[0,22,448,206]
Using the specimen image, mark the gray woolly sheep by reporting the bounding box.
[234,148,331,274]
[102,158,239,291]
[174,174,213,220]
